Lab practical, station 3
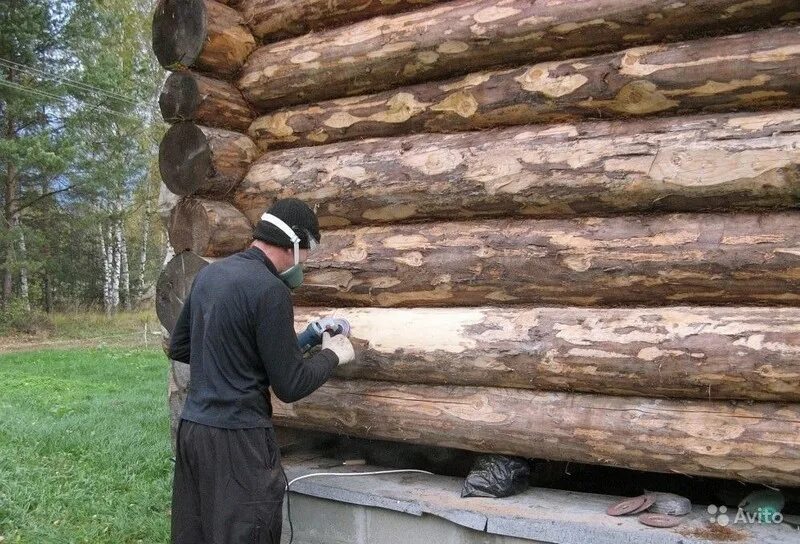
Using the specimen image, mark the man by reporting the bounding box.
[168,198,355,544]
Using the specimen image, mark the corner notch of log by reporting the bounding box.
[159,121,258,198]
[168,197,253,257]
[153,0,255,78]
[156,251,211,332]
[160,71,255,132]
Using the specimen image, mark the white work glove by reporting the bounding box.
[322,331,355,366]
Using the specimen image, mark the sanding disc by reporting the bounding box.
[646,492,692,516]
[607,495,649,516]
[638,513,683,528]
[631,494,656,514]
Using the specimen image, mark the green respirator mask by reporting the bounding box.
[260,213,313,290]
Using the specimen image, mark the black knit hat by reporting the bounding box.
[253,198,321,249]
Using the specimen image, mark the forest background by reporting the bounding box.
[0,0,166,334]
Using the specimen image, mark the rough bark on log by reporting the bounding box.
[236,110,800,227]
[160,71,254,132]
[238,0,445,42]
[249,27,800,149]
[291,212,800,308]
[156,250,212,332]
[153,0,255,78]
[159,122,258,198]
[168,198,252,257]
[272,379,800,486]
[237,0,800,110]
[292,306,800,402]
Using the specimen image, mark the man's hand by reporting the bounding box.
[297,317,352,353]
[322,331,355,365]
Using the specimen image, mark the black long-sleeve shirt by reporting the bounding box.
[168,247,339,429]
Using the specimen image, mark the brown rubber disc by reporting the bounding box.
[638,513,683,528]
[607,495,648,516]
[630,494,656,514]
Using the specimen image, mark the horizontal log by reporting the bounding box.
[235,110,800,226]
[238,0,445,42]
[159,122,258,198]
[160,71,254,132]
[249,27,800,149]
[153,0,255,78]
[156,251,213,332]
[292,306,800,401]
[237,0,800,110]
[168,198,252,257]
[292,212,800,308]
[272,379,800,486]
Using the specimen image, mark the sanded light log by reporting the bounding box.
[249,27,800,149]
[156,251,212,332]
[292,306,800,402]
[291,212,800,308]
[168,198,252,257]
[238,0,445,42]
[153,0,255,78]
[235,110,800,226]
[160,71,254,132]
[272,379,800,486]
[238,0,800,110]
[159,122,258,198]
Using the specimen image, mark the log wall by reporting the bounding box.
[154,0,800,486]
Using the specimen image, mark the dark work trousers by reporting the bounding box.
[172,420,285,544]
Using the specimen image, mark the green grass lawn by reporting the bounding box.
[0,347,172,544]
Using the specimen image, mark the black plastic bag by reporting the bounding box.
[461,455,530,498]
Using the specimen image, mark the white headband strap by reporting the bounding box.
[261,213,300,265]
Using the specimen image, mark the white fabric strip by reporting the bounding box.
[261,213,300,265]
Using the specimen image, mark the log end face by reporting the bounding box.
[152,0,207,70]
[159,71,201,123]
[159,122,212,196]
[156,250,209,332]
